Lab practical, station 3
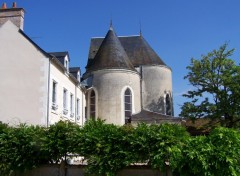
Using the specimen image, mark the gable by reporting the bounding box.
[0,20,50,59]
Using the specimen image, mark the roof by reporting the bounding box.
[49,51,69,60]
[86,27,136,72]
[69,67,80,73]
[86,35,166,69]
[48,51,68,57]
[69,67,81,80]
[132,110,181,124]
[49,52,70,66]
[182,118,220,136]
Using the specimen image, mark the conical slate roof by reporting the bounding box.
[86,35,167,69]
[120,35,166,66]
[87,27,136,72]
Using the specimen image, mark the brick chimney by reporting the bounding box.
[0,2,25,30]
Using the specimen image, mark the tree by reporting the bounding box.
[43,120,81,164]
[0,123,48,175]
[178,127,240,176]
[180,44,240,128]
[131,123,189,172]
[77,119,134,176]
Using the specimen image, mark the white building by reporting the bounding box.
[0,3,85,126]
[0,3,179,126]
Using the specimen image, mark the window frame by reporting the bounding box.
[124,88,132,124]
[89,90,96,120]
[70,93,74,117]
[51,80,58,110]
[63,88,68,115]
[165,93,171,116]
[76,98,80,120]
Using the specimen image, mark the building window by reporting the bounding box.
[76,98,80,120]
[90,90,96,119]
[77,71,80,82]
[52,81,58,110]
[63,88,68,115]
[124,88,132,124]
[70,93,74,117]
[166,94,171,115]
[65,59,69,72]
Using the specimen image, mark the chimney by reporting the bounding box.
[12,2,17,8]
[2,3,7,9]
[0,2,25,30]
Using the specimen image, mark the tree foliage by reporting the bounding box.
[180,44,240,127]
[179,127,240,176]
[43,120,80,164]
[0,120,239,175]
[0,123,48,175]
[131,123,189,171]
[76,119,134,176]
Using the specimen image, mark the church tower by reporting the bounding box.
[83,24,175,125]
[83,26,141,125]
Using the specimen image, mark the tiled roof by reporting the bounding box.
[132,110,181,124]
[86,35,166,70]
[86,27,136,72]
[69,67,80,73]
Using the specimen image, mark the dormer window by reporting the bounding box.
[77,71,80,82]
[65,59,69,72]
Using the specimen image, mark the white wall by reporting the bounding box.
[142,65,173,115]
[49,61,85,126]
[88,69,141,125]
[0,21,49,125]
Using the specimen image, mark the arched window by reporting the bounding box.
[166,94,171,115]
[124,88,132,124]
[90,90,96,119]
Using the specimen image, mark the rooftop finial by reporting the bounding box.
[139,21,142,37]
[2,2,7,9]
[110,16,113,30]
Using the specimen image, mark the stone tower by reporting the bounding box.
[83,25,174,125]
[83,26,141,125]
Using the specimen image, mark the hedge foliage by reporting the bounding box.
[0,120,240,176]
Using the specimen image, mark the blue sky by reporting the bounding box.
[2,0,240,116]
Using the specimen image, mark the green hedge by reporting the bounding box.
[0,120,239,176]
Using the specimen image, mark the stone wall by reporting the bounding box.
[88,69,141,125]
[12,165,172,176]
[142,65,173,115]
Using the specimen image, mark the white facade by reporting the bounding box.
[86,69,141,125]
[49,61,86,126]
[0,21,49,125]
[0,13,86,126]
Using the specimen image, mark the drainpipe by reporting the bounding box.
[46,58,51,127]
[82,89,84,126]
[75,83,77,123]
[140,65,143,109]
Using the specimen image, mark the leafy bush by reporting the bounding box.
[130,123,189,172]
[77,119,134,176]
[179,127,240,176]
[207,127,240,176]
[42,120,81,164]
[0,124,48,175]
[0,120,239,176]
